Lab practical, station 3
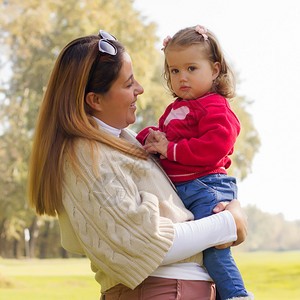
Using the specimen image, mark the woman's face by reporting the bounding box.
[94,52,144,129]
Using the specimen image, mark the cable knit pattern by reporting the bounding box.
[58,128,202,292]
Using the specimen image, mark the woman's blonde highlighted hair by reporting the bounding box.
[28,35,147,217]
[163,26,236,99]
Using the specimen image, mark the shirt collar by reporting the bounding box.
[92,116,121,138]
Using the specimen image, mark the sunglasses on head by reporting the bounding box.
[84,30,118,96]
[98,30,117,56]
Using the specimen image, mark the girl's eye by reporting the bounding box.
[171,69,179,74]
[188,66,196,71]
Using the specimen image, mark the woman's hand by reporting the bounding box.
[213,199,248,249]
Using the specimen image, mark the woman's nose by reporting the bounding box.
[135,81,144,95]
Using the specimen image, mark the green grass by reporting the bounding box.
[0,258,99,300]
[233,251,300,299]
[0,252,300,299]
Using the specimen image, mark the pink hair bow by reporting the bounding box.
[161,35,171,51]
[195,25,208,41]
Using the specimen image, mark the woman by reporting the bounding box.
[28,30,248,300]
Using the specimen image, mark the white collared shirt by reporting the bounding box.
[92,116,121,137]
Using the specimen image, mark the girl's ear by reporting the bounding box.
[85,92,102,112]
[212,62,221,80]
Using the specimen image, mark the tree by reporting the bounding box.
[0,89,34,257]
[237,205,300,252]
[229,96,261,181]
[0,0,260,258]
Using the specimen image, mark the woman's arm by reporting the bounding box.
[162,200,247,265]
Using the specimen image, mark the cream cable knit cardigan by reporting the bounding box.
[58,129,203,292]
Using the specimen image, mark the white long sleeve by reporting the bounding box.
[162,210,237,265]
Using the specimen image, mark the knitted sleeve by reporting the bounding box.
[62,141,175,290]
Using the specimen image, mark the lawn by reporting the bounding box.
[233,251,300,299]
[0,251,299,299]
[0,258,99,300]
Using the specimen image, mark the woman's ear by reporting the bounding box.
[85,92,102,112]
[212,62,221,80]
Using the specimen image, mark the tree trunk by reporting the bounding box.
[0,218,9,257]
[39,221,51,258]
[29,216,39,258]
[13,239,21,258]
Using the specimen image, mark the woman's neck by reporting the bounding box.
[92,116,122,137]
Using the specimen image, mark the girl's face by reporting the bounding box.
[94,52,144,129]
[166,44,220,100]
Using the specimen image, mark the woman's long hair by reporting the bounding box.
[28,35,147,216]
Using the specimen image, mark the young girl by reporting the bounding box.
[137,25,254,300]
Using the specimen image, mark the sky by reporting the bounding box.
[133,0,300,221]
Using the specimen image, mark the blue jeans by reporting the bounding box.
[175,174,248,300]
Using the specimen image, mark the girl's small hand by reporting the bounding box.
[144,140,169,158]
[144,130,169,158]
[144,128,166,146]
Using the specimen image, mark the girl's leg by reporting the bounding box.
[203,247,248,299]
[176,175,249,299]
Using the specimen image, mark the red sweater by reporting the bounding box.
[136,93,240,182]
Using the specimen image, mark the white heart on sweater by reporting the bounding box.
[164,106,190,126]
